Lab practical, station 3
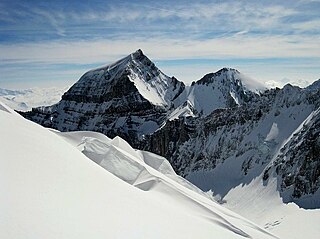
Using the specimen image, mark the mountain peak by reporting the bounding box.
[219,67,239,73]
[62,49,185,109]
[132,49,144,58]
[23,49,186,141]
[196,67,242,85]
[127,49,145,63]
[306,79,320,91]
[187,68,263,116]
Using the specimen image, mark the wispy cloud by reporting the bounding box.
[1,1,318,39]
[1,35,319,88]
[30,8,66,36]
[0,0,319,88]
[1,34,319,64]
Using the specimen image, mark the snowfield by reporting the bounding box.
[0,101,276,239]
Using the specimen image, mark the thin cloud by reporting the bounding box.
[31,8,66,36]
[1,34,319,64]
[0,1,313,39]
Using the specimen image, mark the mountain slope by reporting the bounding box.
[0,101,277,239]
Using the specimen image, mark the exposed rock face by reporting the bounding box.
[20,50,320,208]
[266,106,320,208]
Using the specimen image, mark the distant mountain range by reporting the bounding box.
[19,49,320,237]
[0,87,68,111]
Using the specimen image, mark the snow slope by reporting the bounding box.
[224,176,320,239]
[0,101,276,239]
[187,162,320,239]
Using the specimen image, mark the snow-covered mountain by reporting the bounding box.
[63,49,185,109]
[21,51,262,144]
[21,50,185,144]
[18,50,320,238]
[186,68,265,116]
[20,51,320,207]
[0,102,277,239]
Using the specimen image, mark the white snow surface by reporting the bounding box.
[0,101,276,239]
[188,167,320,239]
[126,52,185,108]
[0,87,68,111]
[224,177,320,239]
[168,100,195,120]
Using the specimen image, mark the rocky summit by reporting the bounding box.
[21,50,320,209]
[22,49,186,145]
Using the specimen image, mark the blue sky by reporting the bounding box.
[0,0,319,88]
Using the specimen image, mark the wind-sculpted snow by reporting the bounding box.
[0,101,277,239]
[56,131,204,194]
